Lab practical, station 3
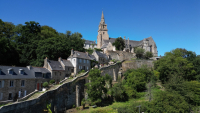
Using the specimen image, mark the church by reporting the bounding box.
[96,11,158,57]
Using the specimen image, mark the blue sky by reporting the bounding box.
[0,0,199,56]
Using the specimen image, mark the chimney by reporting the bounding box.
[71,49,74,56]
[86,52,89,56]
[58,57,62,62]
[27,65,32,70]
[44,57,49,69]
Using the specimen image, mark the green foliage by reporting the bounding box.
[43,82,49,87]
[76,107,80,110]
[94,48,102,51]
[135,47,145,59]
[147,91,190,113]
[49,80,55,84]
[85,68,107,104]
[111,81,128,102]
[72,105,75,108]
[0,19,85,67]
[85,48,93,55]
[144,51,153,59]
[154,48,196,83]
[46,103,52,113]
[81,98,86,106]
[112,37,125,50]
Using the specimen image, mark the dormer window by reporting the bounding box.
[8,68,13,75]
[0,69,1,75]
[19,69,24,75]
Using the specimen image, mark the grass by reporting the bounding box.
[78,84,163,113]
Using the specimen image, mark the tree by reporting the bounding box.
[111,81,128,102]
[154,48,196,83]
[85,68,107,104]
[15,21,41,66]
[144,51,153,59]
[135,47,145,59]
[147,91,190,113]
[112,37,125,50]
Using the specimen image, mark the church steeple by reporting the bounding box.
[101,11,104,19]
[97,11,109,48]
[100,11,105,24]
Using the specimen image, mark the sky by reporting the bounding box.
[0,0,200,56]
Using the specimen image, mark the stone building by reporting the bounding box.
[67,49,92,75]
[43,57,65,83]
[0,66,50,101]
[84,40,97,49]
[92,49,109,64]
[96,11,158,57]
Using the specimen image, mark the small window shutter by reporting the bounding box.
[24,90,26,96]
[2,80,4,88]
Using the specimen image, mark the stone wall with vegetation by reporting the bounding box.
[122,60,154,72]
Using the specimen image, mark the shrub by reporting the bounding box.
[76,107,80,110]
[144,51,153,59]
[49,79,55,84]
[135,47,145,59]
[72,105,75,108]
[43,82,49,87]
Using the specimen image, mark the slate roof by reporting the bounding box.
[95,51,108,59]
[48,60,64,71]
[62,60,73,67]
[31,67,51,73]
[70,51,92,60]
[0,66,35,79]
[85,40,97,45]
[88,54,96,60]
[102,38,144,48]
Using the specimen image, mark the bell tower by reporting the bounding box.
[97,11,109,48]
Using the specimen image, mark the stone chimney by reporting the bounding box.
[58,57,62,62]
[44,57,49,69]
[71,49,74,56]
[86,52,89,56]
[27,65,32,70]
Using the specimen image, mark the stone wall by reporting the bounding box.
[100,62,122,81]
[0,72,89,113]
[106,50,135,61]
[122,60,154,73]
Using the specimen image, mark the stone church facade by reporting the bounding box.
[97,11,158,57]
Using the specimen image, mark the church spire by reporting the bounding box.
[101,11,104,19]
[100,11,105,24]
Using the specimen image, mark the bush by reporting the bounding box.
[144,51,153,59]
[111,81,128,102]
[72,105,75,108]
[49,79,55,84]
[135,47,145,59]
[43,82,48,87]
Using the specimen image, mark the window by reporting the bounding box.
[84,59,85,63]
[8,69,13,75]
[0,69,1,75]
[0,93,3,100]
[79,59,82,63]
[8,93,12,100]
[55,72,56,76]
[10,81,14,87]
[87,66,88,70]
[19,69,24,75]
[42,73,45,78]
[21,80,25,87]
[60,72,61,76]
[0,81,4,88]
[87,60,89,64]
[24,90,26,97]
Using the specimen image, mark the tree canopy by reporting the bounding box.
[0,19,85,66]
[112,37,125,50]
